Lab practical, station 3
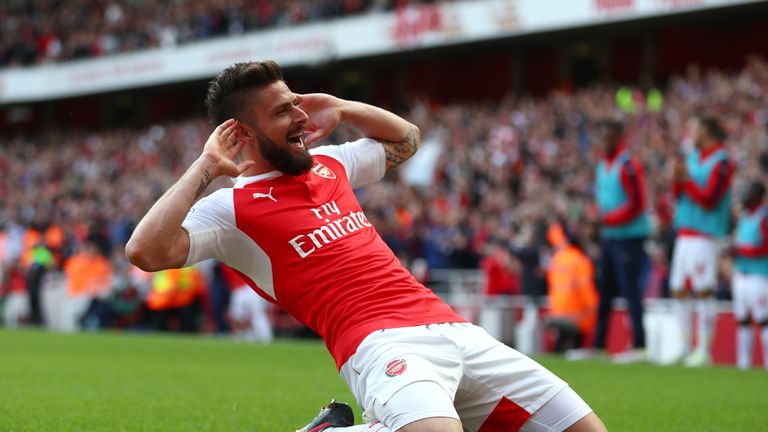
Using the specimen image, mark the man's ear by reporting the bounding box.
[236,121,255,143]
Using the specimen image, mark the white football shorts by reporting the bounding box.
[340,322,591,431]
[669,236,721,293]
[732,271,768,323]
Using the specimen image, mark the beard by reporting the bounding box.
[257,132,313,176]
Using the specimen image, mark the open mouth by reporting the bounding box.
[287,131,305,148]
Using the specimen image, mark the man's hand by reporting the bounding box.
[127,119,257,272]
[202,119,255,179]
[297,93,343,146]
[299,94,420,171]
[722,239,737,257]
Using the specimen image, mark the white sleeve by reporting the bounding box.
[181,188,236,267]
[311,138,386,188]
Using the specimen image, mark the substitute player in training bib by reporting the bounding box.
[126,60,606,432]
[670,114,733,367]
[731,182,768,370]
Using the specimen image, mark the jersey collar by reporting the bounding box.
[603,142,628,165]
[747,200,767,214]
[234,171,283,188]
[699,143,725,161]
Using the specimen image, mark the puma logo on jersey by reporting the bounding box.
[252,187,277,202]
[312,161,336,179]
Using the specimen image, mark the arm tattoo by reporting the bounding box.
[195,169,212,199]
[383,126,420,172]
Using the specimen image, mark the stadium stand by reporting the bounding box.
[2,0,768,366]
[0,0,439,66]
[2,56,768,328]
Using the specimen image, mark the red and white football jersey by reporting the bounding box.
[182,138,465,369]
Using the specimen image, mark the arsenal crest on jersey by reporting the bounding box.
[312,161,336,179]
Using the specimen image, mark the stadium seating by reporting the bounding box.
[2,49,768,364]
[0,0,438,67]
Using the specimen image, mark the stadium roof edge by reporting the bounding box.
[0,0,764,105]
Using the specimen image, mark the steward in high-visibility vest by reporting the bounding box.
[64,243,112,297]
[147,267,206,311]
[546,223,598,338]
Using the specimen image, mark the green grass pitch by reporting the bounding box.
[1,329,766,431]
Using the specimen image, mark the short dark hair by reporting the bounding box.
[595,119,624,136]
[749,181,766,201]
[205,60,284,126]
[695,114,727,141]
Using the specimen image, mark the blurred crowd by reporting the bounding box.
[362,55,768,299]
[2,55,768,335]
[0,0,442,67]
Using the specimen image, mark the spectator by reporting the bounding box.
[0,0,440,67]
[1,258,29,328]
[507,216,549,302]
[208,261,234,334]
[479,241,520,297]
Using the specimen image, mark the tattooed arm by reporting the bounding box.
[334,100,421,172]
[379,125,420,172]
[126,119,254,271]
[299,95,421,172]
